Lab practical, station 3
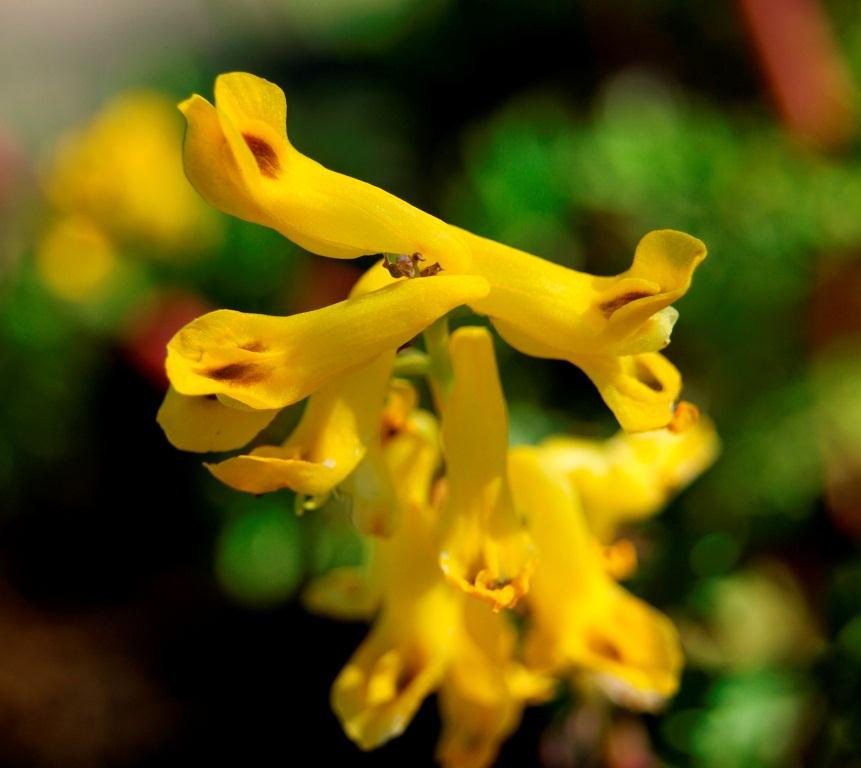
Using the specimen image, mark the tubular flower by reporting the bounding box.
[179,72,472,269]
[206,352,393,496]
[160,271,486,532]
[349,229,702,433]
[179,72,706,432]
[164,275,488,411]
[436,598,554,768]
[537,416,720,542]
[316,410,550,767]
[454,228,705,431]
[160,69,720,768]
[331,410,461,748]
[438,327,536,612]
[509,448,683,710]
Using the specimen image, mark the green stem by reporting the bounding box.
[393,349,431,377]
[423,315,453,412]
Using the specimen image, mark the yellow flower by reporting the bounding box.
[537,415,720,542]
[509,447,683,710]
[158,69,720,765]
[436,598,554,768]
[331,410,461,748]
[205,352,393,495]
[156,385,280,453]
[160,273,487,534]
[160,249,488,533]
[179,72,706,432]
[438,326,535,611]
[44,90,219,255]
[36,215,119,302]
[164,274,488,410]
[315,410,549,766]
[179,73,472,269]
[350,229,703,432]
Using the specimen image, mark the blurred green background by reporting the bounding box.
[2,0,861,765]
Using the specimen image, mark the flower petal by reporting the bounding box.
[165,274,489,409]
[538,416,720,541]
[156,385,279,453]
[182,73,473,268]
[464,228,706,357]
[206,352,394,497]
[436,600,552,768]
[438,327,535,611]
[333,622,451,750]
[332,413,459,749]
[571,352,683,432]
[178,94,264,226]
[303,566,380,621]
[509,447,682,706]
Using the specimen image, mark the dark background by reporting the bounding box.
[2,0,861,765]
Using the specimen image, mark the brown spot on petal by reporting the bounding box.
[238,341,267,353]
[395,661,419,694]
[634,360,664,392]
[586,632,623,663]
[205,362,266,385]
[242,134,280,178]
[599,291,654,317]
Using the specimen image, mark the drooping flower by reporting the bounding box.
[163,274,487,411]
[437,326,535,611]
[330,409,459,748]
[536,415,720,542]
[178,74,473,269]
[509,447,683,710]
[177,72,707,433]
[159,268,488,532]
[155,69,721,768]
[317,408,550,766]
[435,597,554,768]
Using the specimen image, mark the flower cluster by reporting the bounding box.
[158,73,718,766]
[38,92,219,303]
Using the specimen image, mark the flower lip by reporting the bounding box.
[205,361,268,384]
[598,290,657,317]
[242,133,280,178]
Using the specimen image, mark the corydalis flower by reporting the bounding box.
[179,74,472,268]
[156,70,720,767]
[38,91,219,303]
[176,72,706,433]
[438,327,535,611]
[163,275,487,411]
[318,410,550,767]
[509,448,683,709]
[505,416,718,709]
[159,267,488,534]
[537,416,720,542]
